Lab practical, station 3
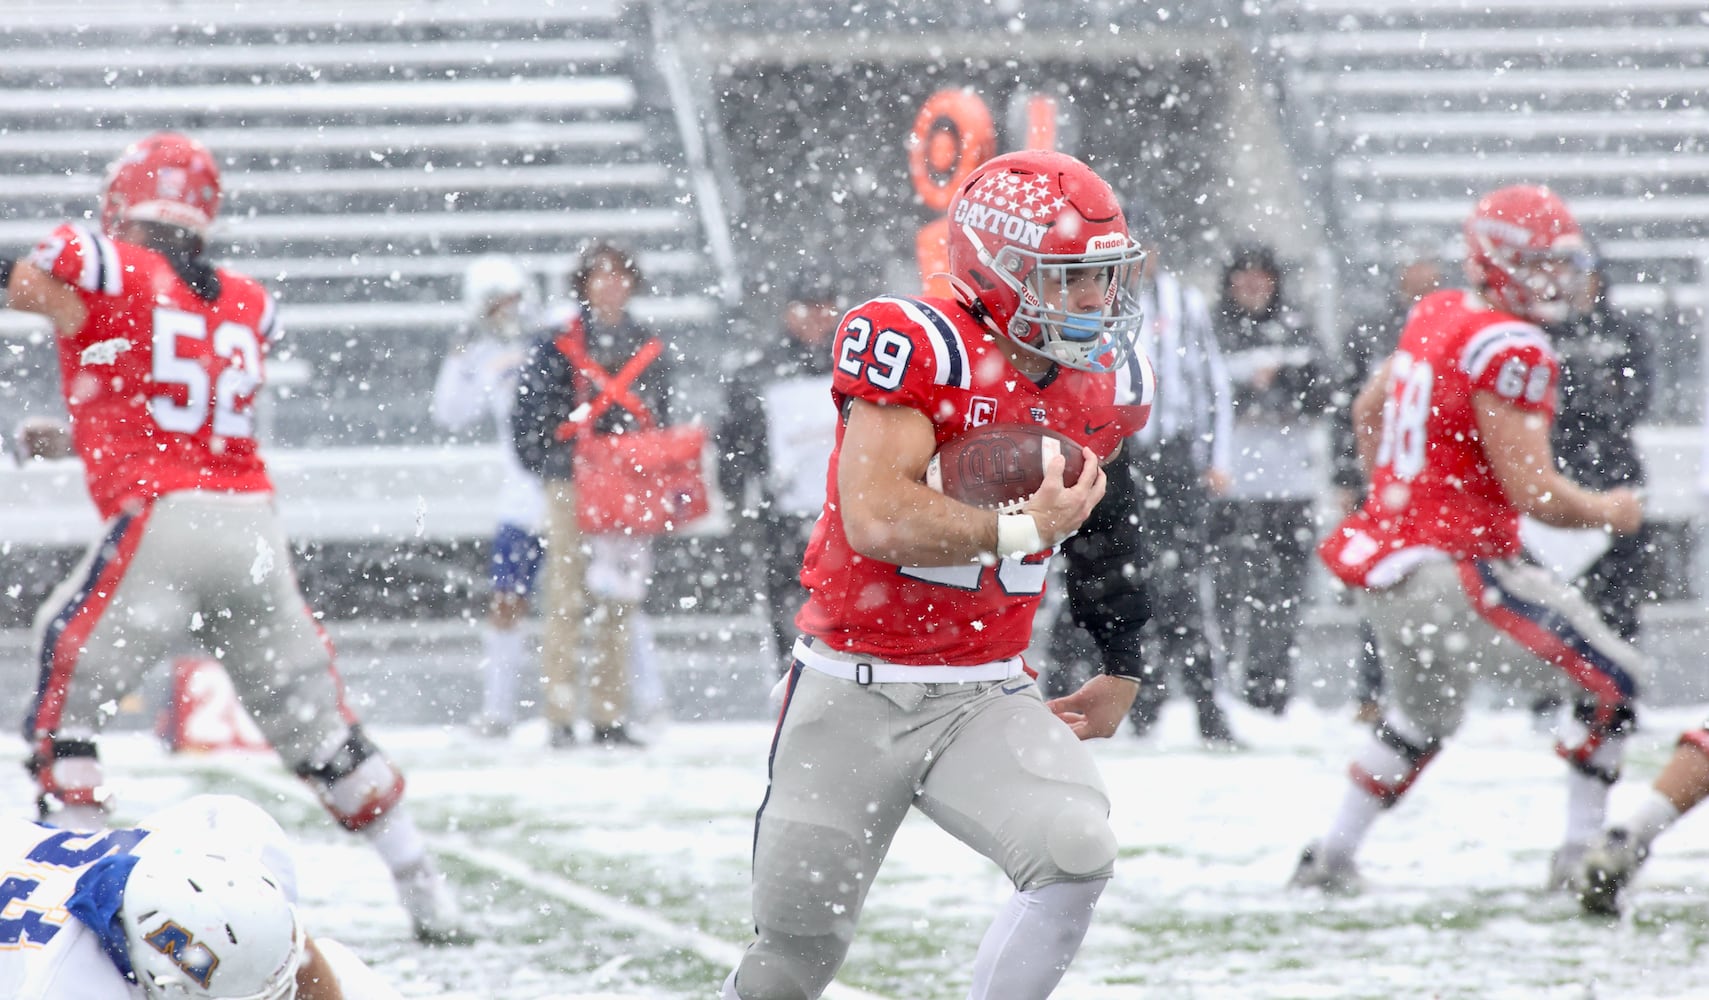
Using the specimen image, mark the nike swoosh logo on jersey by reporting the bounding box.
[1001,681,1034,695]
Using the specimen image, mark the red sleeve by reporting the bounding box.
[1460,319,1558,416]
[830,297,945,414]
[27,223,124,297]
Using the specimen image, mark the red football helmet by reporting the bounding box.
[1463,184,1591,324]
[945,150,1143,373]
[100,131,222,239]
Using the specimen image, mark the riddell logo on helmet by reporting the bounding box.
[1469,216,1536,247]
[1088,234,1126,252]
[953,200,1047,249]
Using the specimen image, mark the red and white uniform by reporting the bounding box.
[29,222,276,520]
[1319,289,1559,589]
[23,224,396,838]
[796,294,1144,665]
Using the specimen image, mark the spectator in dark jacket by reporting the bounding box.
[1209,244,1335,714]
[1547,258,1655,640]
[716,274,844,666]
[513,242,673,748]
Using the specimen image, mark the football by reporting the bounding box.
[924,423,1088,513]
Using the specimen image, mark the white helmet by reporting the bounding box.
[120,849,304,1000]
[462,254,531,339]
[140,795,299,906]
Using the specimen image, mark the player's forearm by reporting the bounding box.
[5,260,86,333]
[1351,361,1388,478]
[1355,421,1381,480]
[296,938,348,1000]
[840,482,1008,566]
[1506,470,1630,530]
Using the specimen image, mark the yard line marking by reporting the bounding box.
[195,756,897,1000]
[439,843,889,1000]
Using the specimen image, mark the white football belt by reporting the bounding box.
[791,637,1026,685]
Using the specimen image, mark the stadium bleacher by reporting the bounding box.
[0,0,760,707]
[0,0,725,448]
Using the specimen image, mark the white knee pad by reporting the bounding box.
[1043,801,1118,882]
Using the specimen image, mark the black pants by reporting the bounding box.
[1353,617,1383,706]
[1576,524,1656,642]
[1210,498,1313,713]
[1049,438,1221,735]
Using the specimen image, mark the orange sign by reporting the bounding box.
[1022,94,1059,151]
[907,88,996,213]
[909,89,996,295]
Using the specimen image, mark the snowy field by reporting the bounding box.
[9,698,1709,1000]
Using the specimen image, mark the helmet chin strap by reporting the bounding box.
[944,272,1002,337]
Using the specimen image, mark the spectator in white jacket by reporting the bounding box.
[432,255,546,738]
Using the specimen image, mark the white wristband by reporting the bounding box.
[996,513,1044,558]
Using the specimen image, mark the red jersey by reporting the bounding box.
[29,223,276,519]
[1319,289,1559,588]
[796,295,1149,666]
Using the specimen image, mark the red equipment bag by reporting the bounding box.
[554,319,709,535]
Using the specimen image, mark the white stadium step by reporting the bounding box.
[1276,0,1707,16]
[0,121,647,158]
[236,248,705,281]
[0,76,635,118]
[1335,109,1709,141]
[0,207,687,246]
[0,37,627,74]
[1347,194,1709,227]
[0,0,623,29]
[1334,153,1709,183]
[4,162,673,201]
[1275,25,1709,60]
[272,296,720,332]
[1299,66,1709,99]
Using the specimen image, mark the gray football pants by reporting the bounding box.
[1360,557,1644,741]
[731,659,1117,999]
[28,491,354,767]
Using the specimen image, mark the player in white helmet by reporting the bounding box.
[0,793,401,1000]
[431,255,546,737]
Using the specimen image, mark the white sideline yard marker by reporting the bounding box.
[197,758,896,1000]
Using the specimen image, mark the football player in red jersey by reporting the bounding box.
[0,132,465,944]
[721,150,1155,1000]
[1293,185,1647,894]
